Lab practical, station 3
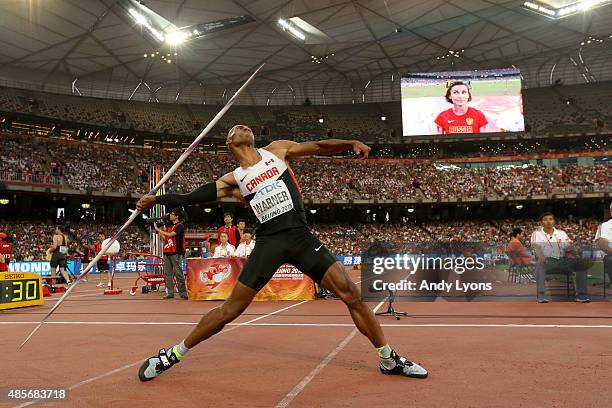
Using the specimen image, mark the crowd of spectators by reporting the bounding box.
[480,166,555,196]
[0,216,601,260]
[0,219,148,262]
[411,163,487,199]
[2,82,611,141]
[0,134,55,184]
[1,132,608,199]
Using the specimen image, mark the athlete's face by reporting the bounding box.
[244,232,251,243]
[220,233,228,244]
[224,215,232,225]
[238,221,245,230]
[98,234,104,241]
[450,85,470,106]
[227,125,254,147]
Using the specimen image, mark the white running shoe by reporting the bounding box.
[380,350,428,378]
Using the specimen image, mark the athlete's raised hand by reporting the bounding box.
[136,194,156,211]
[351,140,371,159]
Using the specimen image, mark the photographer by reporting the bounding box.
[154,208,188,300]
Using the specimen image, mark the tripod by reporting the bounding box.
[375,290,408,320]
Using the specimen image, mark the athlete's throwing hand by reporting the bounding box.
[351,141,371,159]
[137,195,156,211]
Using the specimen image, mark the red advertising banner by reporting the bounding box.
[186,258,315,301]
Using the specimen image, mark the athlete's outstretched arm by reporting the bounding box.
[136,172,240,211]
[266,139,371,160]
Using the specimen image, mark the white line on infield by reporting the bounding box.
[3,321,612,328]
[11,300,308,408]
[274,300,386,408]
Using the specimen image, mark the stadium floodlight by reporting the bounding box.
[310,209,317,214]
[380,115,387,121]
[278,18,306,41]
[81,203,91,209]
[128,8,147,25]
[165,30,189,45]
[204,208,212,213]
[318,117,324,123]
[522,0,612,19]
[0,199,9,205]
[407,208,415,213]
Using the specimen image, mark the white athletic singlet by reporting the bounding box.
[233,148,307,235]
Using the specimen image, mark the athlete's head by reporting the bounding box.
[243,229,252,243]
[219,232,229,245]
[445,81,472,106]
[223,212,233,226]
[55,225,64,235]
[227,124,254,148]
[237,219,245,230]
[540,212,555,229]
[98,233,105,241]
[511,227,523,239]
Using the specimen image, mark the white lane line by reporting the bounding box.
[274,300,386,408]
[11,300,309,408]
[4,321,612,329]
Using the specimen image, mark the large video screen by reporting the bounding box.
[401,68,524,136]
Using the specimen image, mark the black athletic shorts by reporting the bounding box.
[97,259,109,272]
[238,227,337,292]
[50,253,67,269]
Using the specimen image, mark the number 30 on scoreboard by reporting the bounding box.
[0,272,44,310]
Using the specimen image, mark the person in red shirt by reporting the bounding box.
[506,228,532,266]
[218,212,240,247]
[434,81,488,134]
[0,232,12,272]
[236,219,246,244]
[95,233,110,288]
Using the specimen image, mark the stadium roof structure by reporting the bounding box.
[0,0,611,105]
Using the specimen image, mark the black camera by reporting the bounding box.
[146,214,172,228]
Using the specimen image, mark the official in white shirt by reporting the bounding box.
[530,212,589,303]
[235,230,255,258]
[594,203,612,287]
[212,232,235,258]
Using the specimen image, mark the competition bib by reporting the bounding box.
[250,180,294,223]
[59,245,68,254]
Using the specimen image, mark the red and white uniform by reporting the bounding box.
[0,240,12,272]
[233,148,306,236]
[434,107,488,134]
[95,242,108,260]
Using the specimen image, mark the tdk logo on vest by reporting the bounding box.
[255,180,283,197]
[246,167,280,192]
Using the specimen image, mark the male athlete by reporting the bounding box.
[136,125,428,381]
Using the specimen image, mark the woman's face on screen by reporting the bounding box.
[450,85,470,106]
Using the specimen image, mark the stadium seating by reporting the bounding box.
[2,82,610,140]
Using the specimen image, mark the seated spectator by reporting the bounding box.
[235,230,255,258]
[213,232,235,258]
[506,227,532,265]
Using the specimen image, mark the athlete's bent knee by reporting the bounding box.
[337,283,362,307]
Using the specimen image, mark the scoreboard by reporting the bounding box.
[0,272,44,310]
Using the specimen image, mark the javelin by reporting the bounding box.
[19,63,265,350]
